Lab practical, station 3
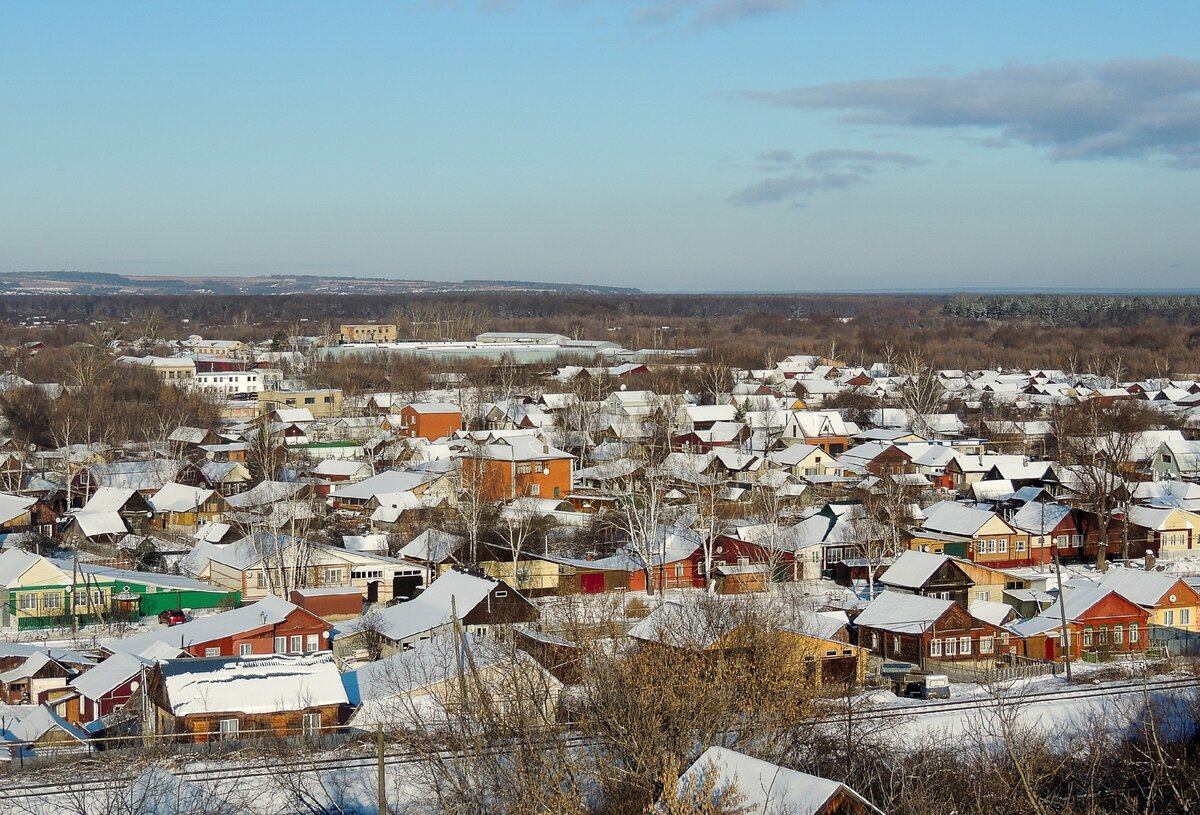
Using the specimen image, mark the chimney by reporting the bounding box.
[1144,552,1156,571]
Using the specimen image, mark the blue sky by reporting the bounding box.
[2,1,1199,291]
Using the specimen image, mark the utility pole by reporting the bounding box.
[1054,548,1072,682]
[377,723,386,815]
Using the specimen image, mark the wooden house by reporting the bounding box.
[147,653,347,743]
[1010,586,1151,662]
[854,591,1006,668]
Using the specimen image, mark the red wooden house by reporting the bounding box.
[853,591,1007,668]
[65,651,152,723]
[1010,586,1151,662]
[103,595,332,660]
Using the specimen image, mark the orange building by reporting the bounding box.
[462,437,573,501]
[398,403,462,441]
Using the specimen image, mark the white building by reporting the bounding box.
[193,370,262,395]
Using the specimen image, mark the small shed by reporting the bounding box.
[290,587,363,621]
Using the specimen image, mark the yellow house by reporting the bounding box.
[259,388,343,419]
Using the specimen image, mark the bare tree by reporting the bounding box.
[895,350,945,438]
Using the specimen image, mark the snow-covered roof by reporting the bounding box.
[337,569,516,644]
[968,600,1016,627]
[331,469,435,501]
[71,511,129,538]
[105,595,306,657]
[0,704,89,745]
[79,487,139,514]
[853,591,953,634]
[680,746,882,815]
[343,533,389,553]
[1010,502,1072,535]
[1096,568,1184,607]
[159,653,347,716]
[878,551,952,590]
[919,501,1003,537]
[70,652,153,700]
[149,483,215,513]
[399,529,464,564]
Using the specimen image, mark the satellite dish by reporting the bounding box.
[542,467,551,476]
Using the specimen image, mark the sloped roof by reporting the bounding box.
[878,551,952,590]
[853,591,953,634]
[399,529,464,564]
[149,483,215,513]
[72,511,129,538]
[105,595,305,657]
[336,569,520,644]
[0,492,36,525]
[160,653,346,716]
[70,652,153,700]
[1096,569,1185,607]
[920,501,1003,537]
[681,746,882,815]
[1011,502,1072,535]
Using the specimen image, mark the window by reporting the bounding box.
[1016,539,1026,552]
[290,635,303,653]
[1072,534,1083,547]
[1099,626,1108,646]
[302,712,321,736]
[980,636,994,654]
[1083,627,1094,647]
[205,647,221,657]
[998,539,1007,553]
[74,591,89,609]
[944,638,957,656]
[1164,609,1175,626]
[352,569,384,580]
[239,643,253,656]
[516,462,533,475]
[674,563,684,578]
[494,590,508,598]
[527,484,541,496]
[930,638,942,656]
[274,636,287,654]
[1114,625,1124,645]
[1130,623,1140,643]
[976,590,990,602]
[322,568,344,585]
[18,593,37,611]
[892,635,900,653]
[304,397,316,405]
[737,557,750,567]
[959,637,971,655]
[307,634,319,652]
[1182,609,1192,626]
[871,632,880,650]
[256,571,268,589]
[43,592,62,611]
[219,718,239,741]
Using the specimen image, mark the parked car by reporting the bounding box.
[159,609,188,626]
[894,672,950,700]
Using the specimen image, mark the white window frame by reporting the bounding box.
[18,593,38,611]
[205,647,220,657]
[274,636,287,654]
[302,712,321,736]
[979,636,994,654]
[1113,624,1124,645]
[239,643,253,656]
[930,638,942,657]
[219,718,239,741]
[290,635,303,653]
[306,634,319,652]
[959,636,971,655]
[944,638,957,656]
[1130,623,1139,643]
